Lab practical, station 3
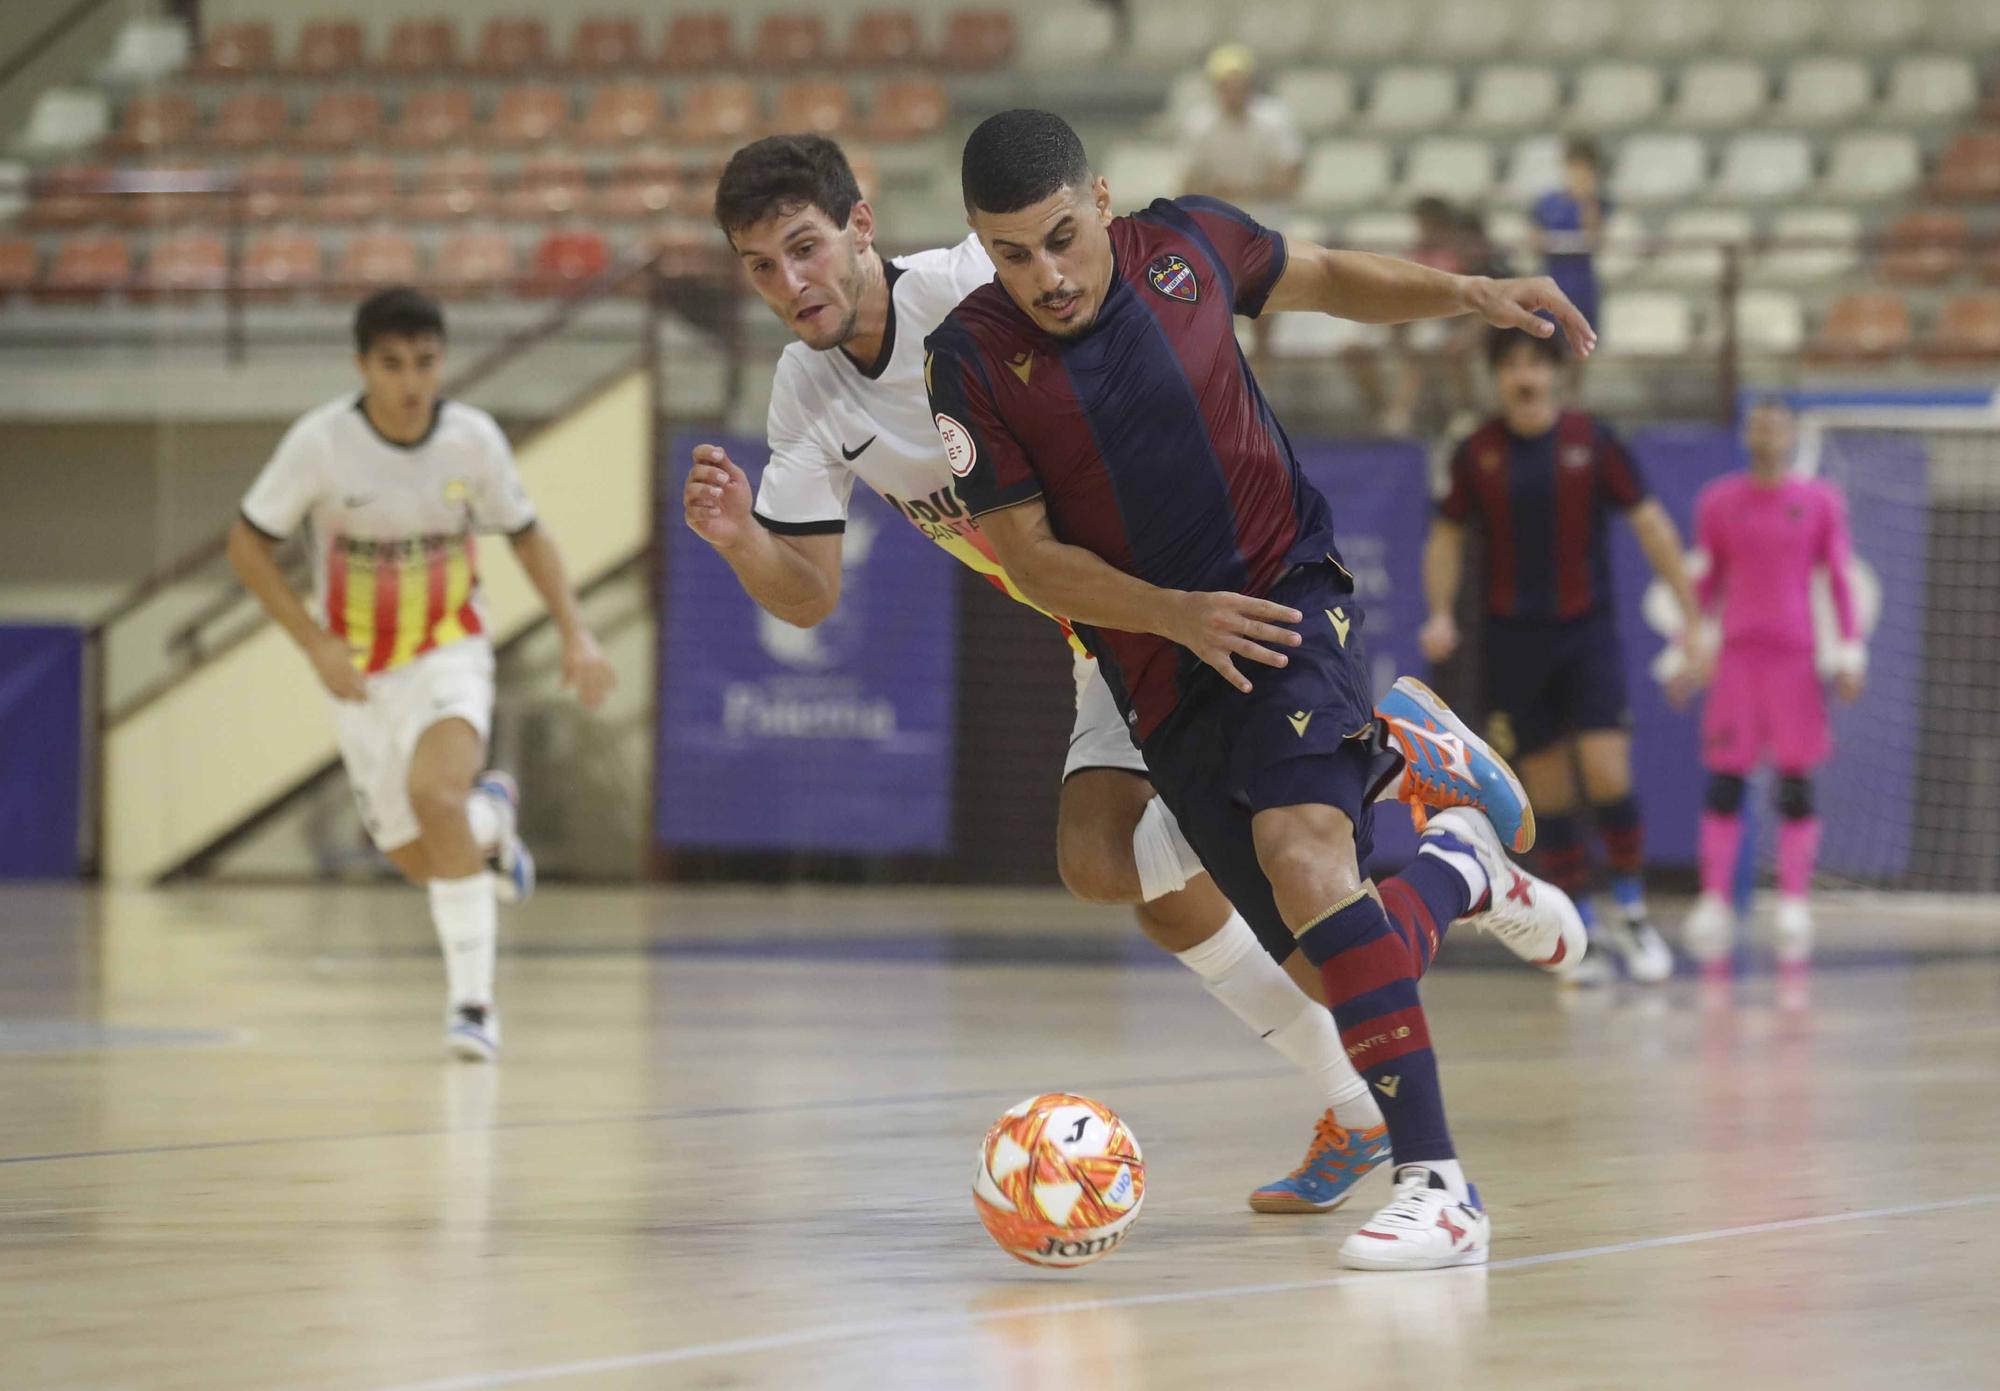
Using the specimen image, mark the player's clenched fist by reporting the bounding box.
[684,443,754,550]
[1418,612,1459,664]
[1164,591,1304,694]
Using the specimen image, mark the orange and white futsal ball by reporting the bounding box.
[972,1093,1145,1268]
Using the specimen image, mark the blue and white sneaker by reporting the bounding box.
[445,1003,501,1062]
[1376,675,1536,853]
[1248,1112,1392,1213]
[474,771,535,906]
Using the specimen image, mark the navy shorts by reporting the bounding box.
[1141,564,1385,961]
[1481,611,1630,759]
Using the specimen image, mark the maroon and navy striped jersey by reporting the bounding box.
[924,196,1346,739]
[1438,411,1649,623]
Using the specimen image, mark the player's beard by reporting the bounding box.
[815,248,871,351]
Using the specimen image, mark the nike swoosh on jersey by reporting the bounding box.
[840,436,877,462]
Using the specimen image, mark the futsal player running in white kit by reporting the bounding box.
[228,288,615,1061]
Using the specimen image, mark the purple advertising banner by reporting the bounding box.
[1295,439,1432,701]
[655,432,956,853]
[0,625,83,878]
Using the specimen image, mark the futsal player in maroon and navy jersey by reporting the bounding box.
[925,109,1595,1271]
[1423,329,1704,984]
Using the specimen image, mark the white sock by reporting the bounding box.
[465,790,502,854]
[1418,814,1489,905]
[1175,912,1383,1131]
[1407,1157,1470,1201]
[1133,795,1207,902]
[428,872,497,1009]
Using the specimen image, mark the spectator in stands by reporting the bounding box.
[1531,136,1607,375]
[1179,44,1304,220]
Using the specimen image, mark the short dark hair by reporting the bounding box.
[1563,135,1601,170]
[713,134,862,240]
[1486,325,1564,368]
[961,109,1091,215]
[353,287,444,354]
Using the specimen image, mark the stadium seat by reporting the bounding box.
[434,230,516,294]
[473,18,552,75]
[1721,0,1823,54]
[313,155,398,223]
[579,85,664,146]
[1570,63,1664,129]
[136,229,226,297]
[1822,132,1921,202]
[846,12,924,67]
[240,229,323,297]
[1463,66,1560,132]
[381,20,459,73]
[594,150,690,221]
[387,89,477,150]
[1827,0,1926,51]
[0,237,40,297]
[1776,59,1873,128]
[204,91,287,150]
[1880,211,1970,285]
[1617,0,1719,57]
[662,14,737,71]
[1931,132,2000,203]
[292,21,365,76]
[1324,1,1423,62]
[568,17,645,72]
[1982,245,2000,287]
[1403,139,1495,199]
[1366,68,1458,133]
[1428,0,1521,61]
[772,81,853,137]
[404,153,493,221]
[193,21,274,76]
[1713,134,1813,204]
[107,93,197,155]
[1019,4,1115,70]
[21,163,112,229]
[751,15,829,71]
[1922,294,2000,362]
[1808,292,1912,360]
[1527,0,1618,59]
[674,81,761,145]
[120,158,215,227]
[1755,208,1861,282]
[1501,133,1565,206]
[334,230,421,294]
[940,10,1015,70]
[40,231,133,300]
[1940,0,2000,47]
[1594,209,1651,285]
[1610,134,1706,206]
[1649,208,1754,286]
[15,89,111,157]
[1483,207,1533,263]
[97,17,192,85]
[239,154,306,223]
[1299,139,1392,211]
[1600,291,1693,354]
[1268,310,1375,357]
[1668,62,1767,131]
[1233,0,1328,66]
[1883,57,1979,126]
[1342,211,1419,254]
[487,86,570,146]
[503,155,590,219]
[529,229,611,293]
[1100,141,1188,207]
[865,79,948,142]
[297,89,383,152]
[1271,70,1354,137]
[1124,1,1218,71]
[1732,290,1806,355]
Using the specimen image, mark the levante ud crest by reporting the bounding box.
[1148,253,1198,302]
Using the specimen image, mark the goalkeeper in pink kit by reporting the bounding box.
[1677,400,1864,964]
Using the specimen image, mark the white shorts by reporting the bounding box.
[331,639,495,850]
[1064,653,1150,782]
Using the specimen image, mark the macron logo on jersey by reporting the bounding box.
[936,414,977,477]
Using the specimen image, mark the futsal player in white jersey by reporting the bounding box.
[228,288,615,1062]
[683,135,1394,1212]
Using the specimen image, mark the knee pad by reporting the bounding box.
[1705,773,1747,816]
[1777,775,1815,821]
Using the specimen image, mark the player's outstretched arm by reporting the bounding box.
[978,498,1303,694]
[683,443,844,629]
[508,523,616,711]
[226,517,366,702]
[1419,519,1465,664]
[1264,236,1596,356]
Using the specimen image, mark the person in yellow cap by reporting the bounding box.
[1180,43,1305,219]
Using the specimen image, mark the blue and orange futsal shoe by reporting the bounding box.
[1376,676,1536,854]
[1248,1112,1393,1214]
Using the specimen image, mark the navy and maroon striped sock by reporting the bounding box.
[1377,854,1474,977]
[1538,811,1590,898]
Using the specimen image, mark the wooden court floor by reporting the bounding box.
[2,881,1997,1390]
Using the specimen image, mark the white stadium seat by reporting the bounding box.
[1601,291,1695,355]
[1669,62,1768,131]
[1821,132,1921,202]
[1124,0,1219,70]
[1713,133,1813,204]
[1939,0,2000,48]
[14,88,110,156]
[1570,62,1665,129]
[1402,138,1495,198]
[1270,310,1378,356]
[1610,133,1707,206]
[98,17,192,84]
[1648,208,1755,287]
[1427,0,1521,62]
[1501,133,1566,206]
[1298,139,1393,210]
[1324,1,1425,63]
[1595,209,1652,285]
[1100,141,1188,206]
[1365,67,1458,132]
[1826,0,1926,52]
[1721,0,1825,54]
[1234,0,1332,65]
[1274,69,1356,137]
[1754,208,1862,283]
[1884,57,1978,125]
[1463,66,1561,132]
[1342,211,1420,254]
[1617,0,1720,58]
[1733,290,1806,354]
[1482,208,1533,265]
[1020,3,1116,69]
[1528,0,1620,59]
[1776,58,1874,128]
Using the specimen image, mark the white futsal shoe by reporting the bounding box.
[1681,893,1734,964]
[475,771,535,907]
[1597,912,1676,984]
[1340,1165,1491,1271]
[1424,807,1587,972]
[446,1003,501,1062]
[1774,897,1814,966]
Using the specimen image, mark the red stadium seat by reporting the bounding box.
[1879,211,1969,285]
[238,155,307,223]
[387,89,476,150]
[107,93,197,155]
[204,91,288,150]
[772,81,852,135]
[486,85,570,145]
[312,155,399,223]
[579,84,664,145]
[193,22,275,76]
[940,10,1015,70]
[240,228,324,297]
[473,18,552,75]
[661,13,736,71]
[846,12,924,67]
[674,81,760,144]
[120,160,218,227]
[1921,294,2000,363]
[292,21,366,76]
[0,237,40,296]
[38,232,133,300]
[333,230,422,295]
[381,19,459,74]
[528,229,610,293]
[405,153,494,220]
[136,229,227,297]
[751,14,828,70]
[1932,132,2000,203]
[865,79,948,141]
[502,155,590,219]
[434,229,517,295]
[297,89,383,152]
[22,164,114,229]
[1807,292,1913,362]
[594,150,693,221]
[569,17,646,72]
